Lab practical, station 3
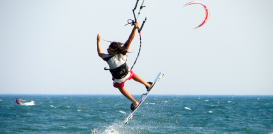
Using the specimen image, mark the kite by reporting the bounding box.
[184,1,210,29]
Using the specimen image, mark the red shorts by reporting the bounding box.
[113,70,134,88]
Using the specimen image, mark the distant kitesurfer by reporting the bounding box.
[96,22,152,110]
[16,98,22,105]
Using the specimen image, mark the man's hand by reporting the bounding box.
[97,33,101,43]
[134,22,139,29]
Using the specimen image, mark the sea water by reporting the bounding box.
[0,95,273,134]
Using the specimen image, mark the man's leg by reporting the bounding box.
[118,87,138,107]
[132,74,151,88]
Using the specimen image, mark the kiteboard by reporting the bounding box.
[124,72,164,123]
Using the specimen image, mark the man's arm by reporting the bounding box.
[97,33,104,58]
[123,22,139,51]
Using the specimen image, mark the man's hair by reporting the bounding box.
[109,42,127,55]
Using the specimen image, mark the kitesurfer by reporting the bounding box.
[16,98,22,105]
[96,22,152,110]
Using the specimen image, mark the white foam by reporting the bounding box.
[119,111,126,114]
[22,100,35,106]
[92,123,120,134]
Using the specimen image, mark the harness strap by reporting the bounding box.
[109,63,129,79]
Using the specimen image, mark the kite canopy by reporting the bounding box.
[184,1,210,29]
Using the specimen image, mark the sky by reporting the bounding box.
[0,0,272,95]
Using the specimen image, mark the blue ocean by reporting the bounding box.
[1,95,272,134]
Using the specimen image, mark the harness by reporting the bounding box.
[109,63,129,79]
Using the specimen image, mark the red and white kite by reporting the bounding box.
[184,1,209,29]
